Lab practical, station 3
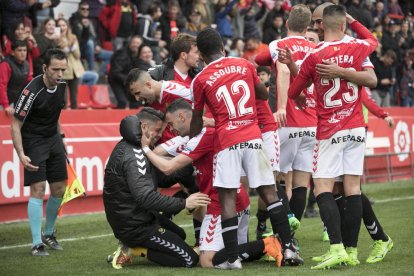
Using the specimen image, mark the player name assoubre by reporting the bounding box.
[206,66,247,86]
[331,135,365,144]
[229,142,262,151]
[289,130,315,139]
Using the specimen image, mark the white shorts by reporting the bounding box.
[213,139,275,189]
[279,127,317,173]
[199,207,250,252]
[313,127,366,178]
[160,136,189,157]
[262,130,280,172]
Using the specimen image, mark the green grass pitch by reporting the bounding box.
[0,180,413,275]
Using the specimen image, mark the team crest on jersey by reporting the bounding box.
[328,107,354,124]
[23,89,30,96]
[19,111,27,117]
[158,227,166,234]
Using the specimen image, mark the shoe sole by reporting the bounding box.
[311,255,348,270]
[366,240,394,264]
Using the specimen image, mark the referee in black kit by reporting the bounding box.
[11,48,68,256]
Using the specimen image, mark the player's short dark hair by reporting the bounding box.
[323,5,346,31]
[197,27,224,57]
[288,4,311,33]
[11,39,27,51]
[257,66,270,75]
[137,107,164,122]
[125,68,148,90]
[165,99,192,115]
[43,48,67,66]
[171,33,197,62]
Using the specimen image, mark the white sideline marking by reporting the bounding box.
[1,195,413,251]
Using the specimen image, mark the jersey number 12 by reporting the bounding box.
[216,80,253,119]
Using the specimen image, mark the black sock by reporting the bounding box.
[290,187,307,221]
[256,209,269,231]
[267,200,292,249]
[306,178,316,209]
[361,193,388,241]
[317,192,342,244]
[221,216,239,263]
[276,181,291,213]
[212,240,265,265]
[193,218,202,246]
[343,195,362,248]
[334,194,347,246]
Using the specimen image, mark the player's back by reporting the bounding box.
[192,57,262,151]
[307,37,377,139]
[269,36,317,127]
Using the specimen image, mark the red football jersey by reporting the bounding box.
[191,57,262,152]
[288,35,378,139]
[181,128,250,215]
[174,69,193,86]
[269,36,317,127]
[150,80,193,143]
[256,99,277,133]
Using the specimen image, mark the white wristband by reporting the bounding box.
[142,146,150,153]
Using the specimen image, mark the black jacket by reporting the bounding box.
[108,47,137,86]
[103,115,186,246]
[148,57,200,81]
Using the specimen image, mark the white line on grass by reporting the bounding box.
[1,195,413,250]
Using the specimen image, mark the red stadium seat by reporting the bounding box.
[77,85,92,109]
[90,85,114,109]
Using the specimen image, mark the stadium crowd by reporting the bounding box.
[1,0,414,110]
[3,0,411,271]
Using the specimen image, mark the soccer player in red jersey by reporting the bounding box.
[141,99,283,268]
[256,4,316,232]
[309,3,395,265]
[190,28,303,269]
[288,5,378,269]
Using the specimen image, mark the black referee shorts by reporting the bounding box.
[22,133,68,186]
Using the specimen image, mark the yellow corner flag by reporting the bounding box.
[58,160,86,216]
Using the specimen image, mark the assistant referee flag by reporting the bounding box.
[58,161,86,216]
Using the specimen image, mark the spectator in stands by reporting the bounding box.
[262,14,285,44]
[347,0,374,29]
[242,36,269,66]
[160,0,187,47]
[0,40,32,116]
[56,18,85,109]
[28,0,60,31]
[99,0,138,51]
[148,33,200,86]
[372,1,386,25]
[388,0,404,18]
[136,44,156,71]
[372,49,397,107]
[85,0,104,35]
[108,35,143,109]
[192,0,215,27]
[0,0,36,37]
[382,20,403,62]
[2,21,40,80]
[33,18,60,76]
[263,0,286,31]
[70,1,113,74]
[242,1,267,40]
[228,37,244,57]
[400,52,414,107]
[214,0,238,45]
[135,3,167,49]
[182,8,208,36]
[398,20,413,56]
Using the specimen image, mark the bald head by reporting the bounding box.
[312,2,334,41]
